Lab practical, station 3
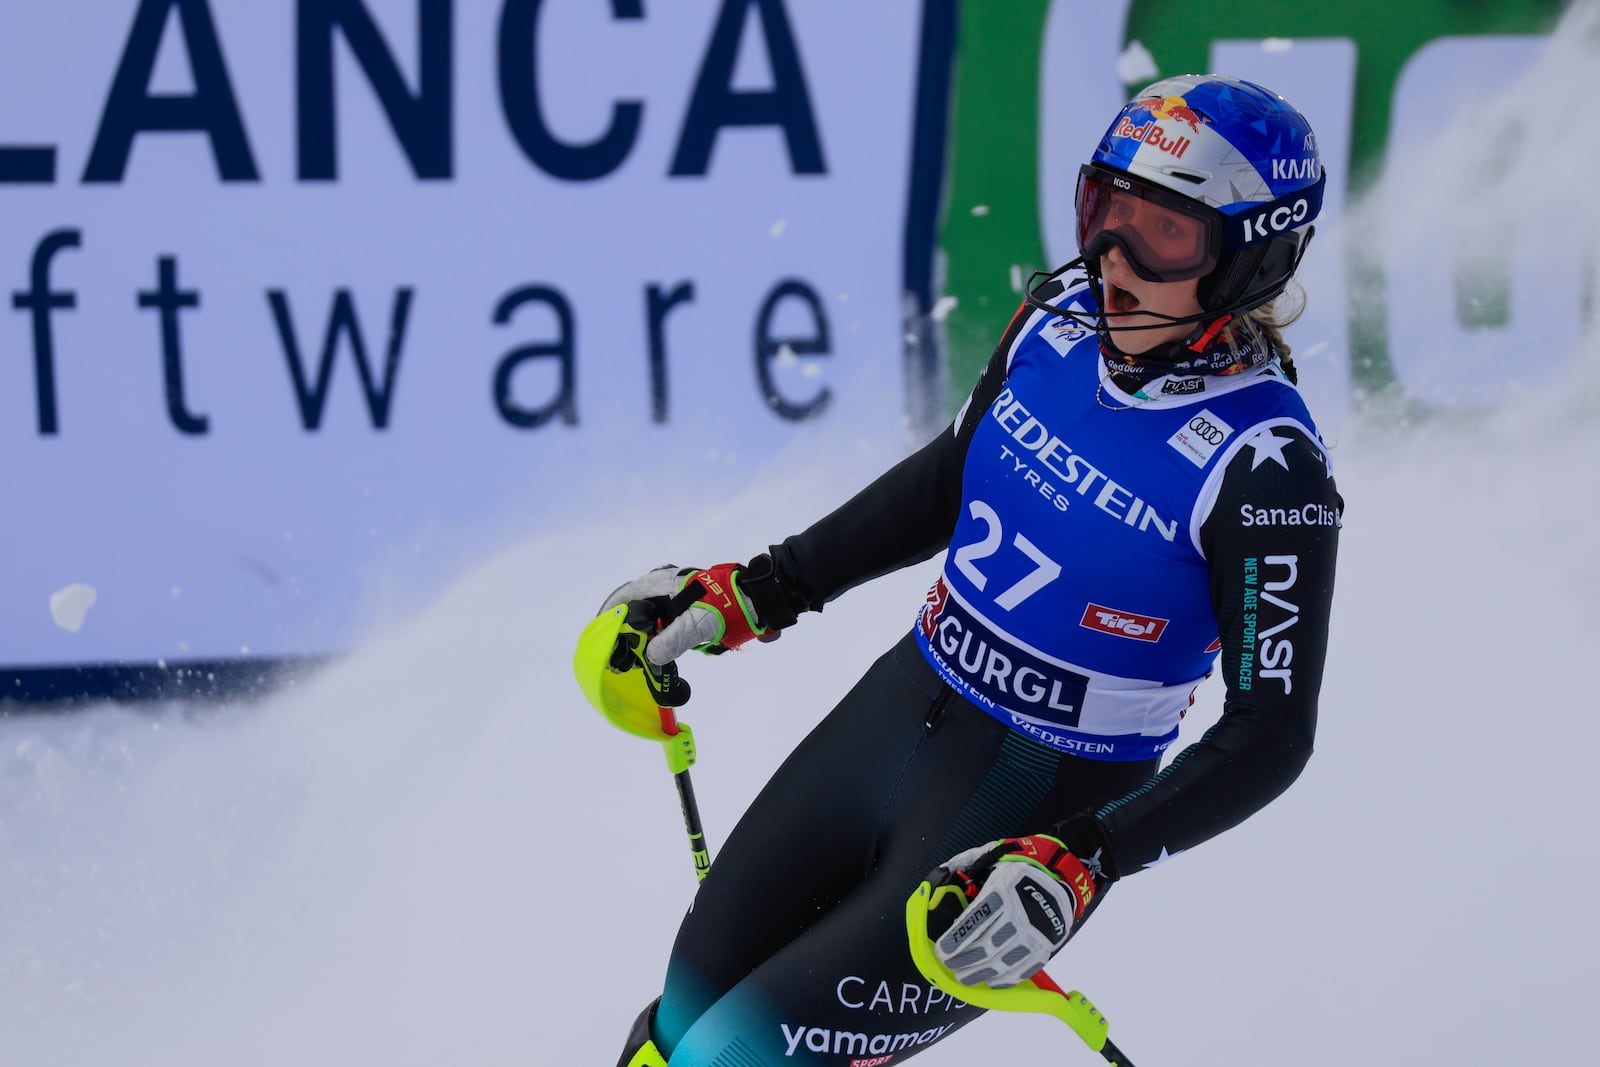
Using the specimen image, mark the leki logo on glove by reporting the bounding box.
[1080,603,1168,642]
[693,569,734,610]
[1070,870,1095,910]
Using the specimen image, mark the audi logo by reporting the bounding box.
[1187,416,1226,444]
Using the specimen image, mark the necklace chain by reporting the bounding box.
[1095,378,1154,411]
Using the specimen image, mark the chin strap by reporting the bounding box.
[1032,256,1287,384]
[1096,311,1265,384]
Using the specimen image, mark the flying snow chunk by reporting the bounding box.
[1117,41,1159,85]
[771,218,787,238]
[50,583,98,633]
[930,296,959,323]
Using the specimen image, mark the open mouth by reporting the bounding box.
[1106,281,1142,315]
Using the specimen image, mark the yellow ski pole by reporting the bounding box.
[905,879,1137,1065]
[574,581,712,881]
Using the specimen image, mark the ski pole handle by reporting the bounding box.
[659,578,707,632]
[905,880,1139,1066]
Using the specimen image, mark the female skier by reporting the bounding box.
[602,74,1342,1066]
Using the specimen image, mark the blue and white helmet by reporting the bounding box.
[1083,74,1325,315]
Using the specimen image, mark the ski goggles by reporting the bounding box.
[1075,163,1328,283]
[1074,164,1220,283]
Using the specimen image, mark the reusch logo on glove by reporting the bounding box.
[1016,877,1067,942]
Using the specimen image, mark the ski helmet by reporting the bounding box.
[1077,74,1325,321]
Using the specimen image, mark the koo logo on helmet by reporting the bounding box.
[1241,196,1311,243]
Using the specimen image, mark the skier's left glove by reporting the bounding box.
[599,554,798,667]
[924,835,1102,988]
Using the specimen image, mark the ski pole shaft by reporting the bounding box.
[655,578,712,881]
[657,704,710,880]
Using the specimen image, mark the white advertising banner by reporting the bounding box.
[0,1,926,678]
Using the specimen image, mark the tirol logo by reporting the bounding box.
[1080,603,1167,642]
[919,577,949,639]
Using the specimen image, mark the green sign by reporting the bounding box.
[937,0,1572,411]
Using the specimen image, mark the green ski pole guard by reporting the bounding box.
[905,879,1136,1065]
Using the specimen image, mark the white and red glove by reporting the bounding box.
[600,558,791,667]
[927,835,1100,988]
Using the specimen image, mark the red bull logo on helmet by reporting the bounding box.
[1133,95,1211,131]
[1112,94,1212,160]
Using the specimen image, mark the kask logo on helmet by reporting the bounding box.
[1272,157,1318,182]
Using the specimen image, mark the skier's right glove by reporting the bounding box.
[599,554,799,667]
